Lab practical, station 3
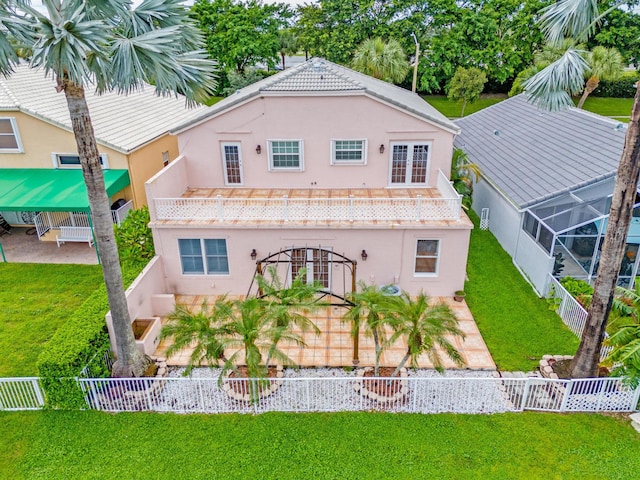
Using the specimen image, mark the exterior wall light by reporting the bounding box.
[379,144,385,154]
[361,249,368,261]
[251,249,257,260]
[256,145,262,154]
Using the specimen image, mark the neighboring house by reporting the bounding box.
[454,94,638,294]
[0,64,205,243]
[143,58,472,302]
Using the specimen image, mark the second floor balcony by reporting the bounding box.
[152,170,464,227]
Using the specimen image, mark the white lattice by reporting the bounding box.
[480,208,489,230]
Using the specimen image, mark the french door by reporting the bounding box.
[290,247,331,289]
[221,142,243,185]
[390,142,430,185]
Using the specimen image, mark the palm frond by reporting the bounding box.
[539,0,599,45]
[524,48,588,111]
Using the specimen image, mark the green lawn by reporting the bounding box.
[579,97,633,122]
[204,96,224,106]
[465,211,579,371]
[423,94,506,118]
[0,263,102,377]
[2,410,638,479]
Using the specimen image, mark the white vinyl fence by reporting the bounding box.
[0,378,45,410]
[76,376,640,414]
[546,275,612,360]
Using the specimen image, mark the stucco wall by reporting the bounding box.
[514,229,555,295]
[152,224,470,297]
[128,134,179,207]
[472,179,522,257]
[177,95,455,190]
[0,112,127,169]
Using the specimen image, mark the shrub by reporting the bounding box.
[114,206,154,269]
[593,71,640,98]
[37,266,141,409]
[559,276,593,308]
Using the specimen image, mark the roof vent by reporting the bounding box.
[311,59,324,72]
[493,130,500,136]
[615,123,625,131]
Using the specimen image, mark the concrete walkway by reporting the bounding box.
[0,227,98,264]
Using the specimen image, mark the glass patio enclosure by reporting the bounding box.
[522,177,640,288]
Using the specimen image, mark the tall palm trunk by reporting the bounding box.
[571,84,640,377]
[576,76,599,109]
[372,328,381,376]
[60,77,149,377]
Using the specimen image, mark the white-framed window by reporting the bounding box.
[268,140,303,171]
[178,238,229,275]
[51,153,109,169]
[330,139,367,165]
[0,117,23,153]
[414,239,439,276]
[389,142,431,185]
[221,142,243,185]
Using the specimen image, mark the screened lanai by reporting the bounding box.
[522,178,640,288]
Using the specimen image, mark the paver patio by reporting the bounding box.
[0,227,98,264]
[155,295,495,370]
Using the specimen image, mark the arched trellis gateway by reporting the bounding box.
[247,247,357,307]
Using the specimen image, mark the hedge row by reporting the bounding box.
[37,266,142,409]
[593,72,640,98]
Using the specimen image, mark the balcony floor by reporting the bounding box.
[154,295,495,371]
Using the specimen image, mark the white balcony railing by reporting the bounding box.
[155,195,461,223]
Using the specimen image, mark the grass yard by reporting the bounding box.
[579,97,634,122]
[465,211,579,371]
[0,263,102,377]
[1,410,638,479]
[423,94,506,118]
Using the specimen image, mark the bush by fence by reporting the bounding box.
[593,71,640,98]
[36,266,141,409]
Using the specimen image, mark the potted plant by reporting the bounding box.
[454,290,466,302]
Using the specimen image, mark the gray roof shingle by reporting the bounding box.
[453,94,627,208]
[173,58,458,134]
[0,64,207,153]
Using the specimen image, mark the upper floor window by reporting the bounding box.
[414,239,439,275]
[268,140,303,171]
[178,238,229,275]
[221,142,243,185]
[331,139,367,165]
[390,142,430,185]
[52,153,108,169]
[0,117,23,153]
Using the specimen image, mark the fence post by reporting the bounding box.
[520,378,531,411]
[559,380,572,412]
[32,378,45,407]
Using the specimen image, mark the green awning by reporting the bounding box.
[0,169,130,212]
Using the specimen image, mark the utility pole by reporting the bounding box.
[411,33,419,93]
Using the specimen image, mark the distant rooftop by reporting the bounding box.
[454,94,627,208]
[173,58,458,134]
[0,64,207,154]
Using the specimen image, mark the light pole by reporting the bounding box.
[411,33,419,93]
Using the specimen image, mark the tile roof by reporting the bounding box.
[0,64,207,153]
[173,58,458,134]
[453,94,627,208]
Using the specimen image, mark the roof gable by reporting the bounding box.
[173,58,459,134]
[454,94,626,208]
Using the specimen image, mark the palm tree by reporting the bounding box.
[255,267,322,367]
[576,46,623,109]
[220,297,305,380]
[603,323,640,387]
[0,1,217,377]
[345,282,397,376]
[160,297,234,375]
[277,28,298,70]
[351,38,409,84]
[388,292,465,376]
[524,0,640,378]
[450,148,481,210]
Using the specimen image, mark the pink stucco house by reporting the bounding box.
[147,58,471,297]
[109,59,473,353]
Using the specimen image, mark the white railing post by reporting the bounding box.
[520,378,531,411]
[349,195,354,222]
[306,379,311,412]
[32,378,45,406]
[216,195,223,220]
[416,194,422,221]
[283,195,289,222]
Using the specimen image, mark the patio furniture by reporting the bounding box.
[56,226,93,247]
